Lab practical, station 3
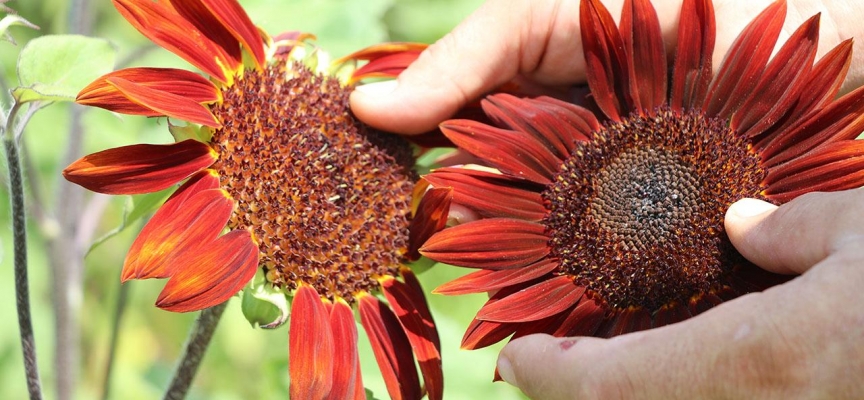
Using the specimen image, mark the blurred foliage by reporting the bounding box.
[0,0,530,399]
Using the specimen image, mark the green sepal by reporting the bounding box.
[169,123,213,143]
[241,270,290,329]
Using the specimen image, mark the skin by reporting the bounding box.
[349,0,864,398]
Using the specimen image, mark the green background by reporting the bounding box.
[0,0,531,399]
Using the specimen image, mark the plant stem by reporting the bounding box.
[99,281,129,400]
[162,302,228,400]
[4,101,43,399]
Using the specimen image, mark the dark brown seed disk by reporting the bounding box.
[208,62,415,304]
[543,107,769,311]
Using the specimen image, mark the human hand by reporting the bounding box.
[495,189,864,399]
[350,0,864,135]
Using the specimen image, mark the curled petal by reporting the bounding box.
[122,188,232,281]
[620,0,667,113]
[580,0,634,120]
[670,0,715,109]
[155,229,259,312]
[358,294,421,400]
[107,77,221,127]
[408,187,452,261]
[193,0,266,68]
[337,42,427,84]
[382,276,443,400]
[76,67,220,116]
[289,285,335,399]
[63,139,217,195]
[420,218,549,269]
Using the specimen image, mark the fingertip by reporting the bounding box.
[349,78,460,135]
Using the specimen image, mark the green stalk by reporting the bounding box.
[4,101,43,400]
[162,302,228,400]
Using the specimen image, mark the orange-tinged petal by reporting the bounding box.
[328,300,360,400]
[183,0,265,68]
[63,139,217,195]
[350,51,423,83]
[160,169,221,215]
[358,293,421,400]
[460,318,518,350]
[424,167,546,221]
[407,187,452,261]
[433,259,558,296]
[336,42,427,63]
[289,285,334,400]
[382,275,443,400]
[112,0,235,82]
[77,67,220,116]
[108,77,221,127]
[155,229,258,312]
[122,188,232,281]
[420,218,549,269]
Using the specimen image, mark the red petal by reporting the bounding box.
[476,276,583,323]
[194,0,266,68]
[702,0,786,118]
[122,188,232,281]
[77,67,220,116]
[382,276,443,400]
[440,120,560,184]
[460,318,519,350]
[358,294,421,400]
[732,14,820,137]
[420,218,550,269]
[155,229,258,312]
[63,139,217,195]
[288,286,334,399]
[594,306,651,338]
[580,0,633,120]
[652,302,691,328]
[351,51,424,83]
[481,94,592,158]
[761,85,864,167]
[336,42,428,63]
[424,167,546,221]
[551,296,606,337]
[754,39,854,149]
[107,77,220,127]
[433,258,558,296]
[408,187,452,261]
[161,169,221,214]
[620,0,666,113]
[688,292,723,316]
[112,0,236,82]
[327,300,360,400]
[764,141,864,202]
[669,0,715,110]
[400,269,441,351]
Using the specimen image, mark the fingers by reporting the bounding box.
[725,188,864,275]
[350,0,585,134]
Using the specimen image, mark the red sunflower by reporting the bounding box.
[418,0,864,354]
[64,0,441,398]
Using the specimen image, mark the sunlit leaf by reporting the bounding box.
[85,188,173,257]
[13,34,116,103]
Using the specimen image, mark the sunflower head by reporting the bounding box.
[418,0,864,353]
[62,0,443,398]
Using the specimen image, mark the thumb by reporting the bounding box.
[725,189,864,275]
[349,0,583,135]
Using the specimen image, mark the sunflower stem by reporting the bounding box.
[99,281,130,400]
[162,302,228,400]
[3,100,43,400]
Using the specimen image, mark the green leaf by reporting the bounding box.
[86,188,174,257]
[169,123,212,143]
[365,388,382,400]
[13,34,115,103]
[241,271,290,329]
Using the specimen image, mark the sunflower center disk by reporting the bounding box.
[544,108,768,312]
[208,62,415,303]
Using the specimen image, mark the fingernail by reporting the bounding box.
[496,354,518,386]
[354,80,398,97]
[729,198,777,218]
